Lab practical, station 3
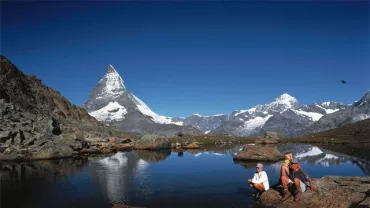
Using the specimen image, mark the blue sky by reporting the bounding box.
[2,1,369,117]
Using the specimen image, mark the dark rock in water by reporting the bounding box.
[135,135,171,150]
[259,176,370,208]
[233,145,284,161]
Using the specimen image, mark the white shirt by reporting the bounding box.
[252,171,270,191]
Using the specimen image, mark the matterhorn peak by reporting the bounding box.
[276,93,296,101]
[107,65,118,73]
[98,65,126,91]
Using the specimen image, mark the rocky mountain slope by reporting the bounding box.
[0,56,132,160]
[82,65,201,137]
[206,94,350,137]
[177,114,228,133]
[306,91,370,134]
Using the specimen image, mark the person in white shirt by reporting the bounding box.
[248,163,270,194]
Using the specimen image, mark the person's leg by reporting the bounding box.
[281,176,292,201]
[281,176,289,190]
[300,181,307,193]
[293,178,301,201]
[253,183,265,192]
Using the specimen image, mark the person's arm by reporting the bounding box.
[281,165,289,178]
[252,172,267,184]
[302,170,317,191]
[307,177,317,191]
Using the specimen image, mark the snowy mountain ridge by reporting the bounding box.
[83,65,369,137]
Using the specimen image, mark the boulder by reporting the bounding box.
[259,176,370,208]
[233,145,284,161]
[256,138,279,144]
[264,131,283,140]
[31,142,73,159]
[134,135,171,150]
[183,142,200,149]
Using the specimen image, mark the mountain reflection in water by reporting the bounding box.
[0,143,369,208]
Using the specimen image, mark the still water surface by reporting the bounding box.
[1,144,369,208]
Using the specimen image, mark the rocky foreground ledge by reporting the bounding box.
[259,176,370,208]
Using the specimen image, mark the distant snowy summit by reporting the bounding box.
[82,65,200,137]
[83,65,182,125]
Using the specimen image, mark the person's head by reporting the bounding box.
[285,152,293,161]
[290,159,300,171]
[256,163,263,172]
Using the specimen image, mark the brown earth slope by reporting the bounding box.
[285,118,369,144]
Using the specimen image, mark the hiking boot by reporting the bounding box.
[294,190,301,201]
[281,190,291,201]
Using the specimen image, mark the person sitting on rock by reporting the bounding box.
[248,163,270,197]
[288,159,318,201]
[280,152,293,200]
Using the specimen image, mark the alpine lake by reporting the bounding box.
[1,143,369,208]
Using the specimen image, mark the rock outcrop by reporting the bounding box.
[255,131,283,144]
[233,145,284,161]
[259,176,370,208]
[134,135,171,150]
[183,142,200,149]
[0,56,137,160]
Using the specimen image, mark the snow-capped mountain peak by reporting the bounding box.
[83,64,194,137]
[99,65,126,94]
[107,64,117,73]
[273,93,299,109]
[260,93,300,113]
[277,93,295,101]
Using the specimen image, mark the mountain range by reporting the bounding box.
[83,65,370,138]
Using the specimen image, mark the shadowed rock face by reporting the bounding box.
[259,176,370,208]
[0,56,132,160]
[306,91,370,135]
[0,56,101,124]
